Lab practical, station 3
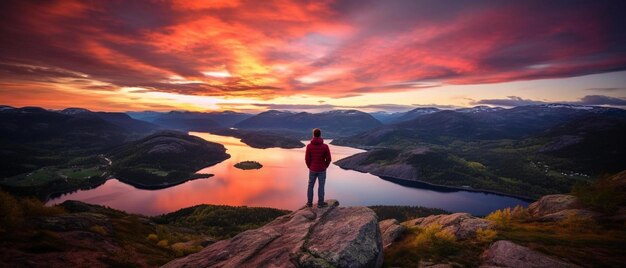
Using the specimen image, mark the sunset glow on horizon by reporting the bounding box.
[1,0,625,112]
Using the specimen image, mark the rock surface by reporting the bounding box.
[527,194,579,217]
[481,240,580,268]
[379,219,406,248]
[536,209,599,222]
[404,213,494,239]
[162,200,384,268]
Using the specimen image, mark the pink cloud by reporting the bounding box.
[0,0,624,105]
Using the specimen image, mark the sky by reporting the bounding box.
[1,0,625,113]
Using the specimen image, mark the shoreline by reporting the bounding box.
[336,166,536,202]
[116,174,214,190]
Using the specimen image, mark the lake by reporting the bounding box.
[47,132,529,216]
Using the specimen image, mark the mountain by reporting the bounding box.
[210,128,305,149]
[454,105,504,113]
[371,107,441,124]
[537,114,626,174]
[369,111,404,123]
[109,131,230,188]
[0,106,155,150]
[60,108,159,134]
[336,104,626,146]
[234,109,383,137]
[0,105,15,111]
[0,106,161,196]
[128,110,253,130]
[391,107,441,123]
[332,104,626,198]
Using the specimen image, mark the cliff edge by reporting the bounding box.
[162,200,384,268]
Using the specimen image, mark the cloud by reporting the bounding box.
[473,96,546,107]
[216,102,419,113]
[473,95,626,107]
[585,87,626,92]
[576,95,626,106]
[0,0,625,104]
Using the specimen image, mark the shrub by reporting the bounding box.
[0,191,24,231]
[572,174,625,214]
[559,212,598,232]
[475,228,498,243]
[89,225,108,236]
[171,242,202,257]
[157,239,169,248]
[147,233,159,242]
[486,208,512,228]
[413,224,458,257]
[510,205,529,220]
[20,197,65,217]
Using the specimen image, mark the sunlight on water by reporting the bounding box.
[47,132,528,216]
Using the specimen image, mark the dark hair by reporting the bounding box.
[313,128,321,137]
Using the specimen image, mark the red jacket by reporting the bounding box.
[305,137,331,172]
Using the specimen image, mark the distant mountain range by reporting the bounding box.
[0,106,156,149]
[340,104,626,145]
[2,103,625,199]
[234,109,383,137]
[127,110,253,131]
[333,104,626,198]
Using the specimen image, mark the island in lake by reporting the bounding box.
[234,161,263,170]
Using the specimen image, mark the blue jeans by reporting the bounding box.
[307,171,326,204]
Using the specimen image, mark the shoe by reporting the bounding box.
[317,202,328,208]
[305,203,313,208]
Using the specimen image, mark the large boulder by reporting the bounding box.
[162,200,384,268]
[535,209,599,222]
[404,213,494,239]
[481,240,580,268]
[379,219,406,248]
[527,194,579,217]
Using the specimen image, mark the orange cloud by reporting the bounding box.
[0,0,625,111]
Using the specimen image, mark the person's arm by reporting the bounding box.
[305,145,311,168]
[324,145,331,167]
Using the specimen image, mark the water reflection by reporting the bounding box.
[47,132,529,216]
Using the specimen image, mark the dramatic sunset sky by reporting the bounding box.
[1,0,625,112]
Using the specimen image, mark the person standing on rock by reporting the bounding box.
[305,128,332,208]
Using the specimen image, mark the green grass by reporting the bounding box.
[58,167,103,179]
[142,168,169,177]
[3,167,60,187]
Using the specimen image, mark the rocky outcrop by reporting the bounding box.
[162,200,384,268]
[481,240,580,268]
[404,213,494,240]
[527,194,602,222]
[379,219,406,248]
[528,194,579,217]
[535,209,599,222]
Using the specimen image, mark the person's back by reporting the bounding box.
[304,128,331,208]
